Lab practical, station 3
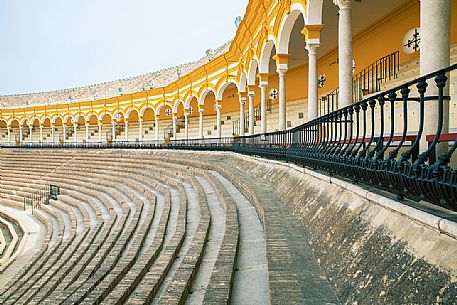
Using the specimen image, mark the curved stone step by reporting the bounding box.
[0,215,19,267]
[210,170,270,305]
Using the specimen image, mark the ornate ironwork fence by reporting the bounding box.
[3,64,456,210]
[171,63,457,210]
[318,88,339,116]
[23,185,52,212]
[353,51,400,103]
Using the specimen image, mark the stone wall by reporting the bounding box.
[147,150,457,304]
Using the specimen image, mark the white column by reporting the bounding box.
[139,119,143,142]
[172,115,177,139]
[239,96,246,136]
[199,108,204,138]
[306,44,319,121]
[248,92,255,135]
[85,123,89,143]
[7,127,11,144]
[98,123,102,142]
[334,0,353,108]
[73,123,77,143]
[112,122,116,142]
[39,126,43,143]
[51,125,55,144]
[215,104,222,138]
[420,0,451,154]
[29,126,33,143]
[277,67,288,131]
[260,84,268,134]
[19,126,23,145]
[124,120,129,141]
[155,117,159,143]
[184,113,189,140]
[63,125,66,143]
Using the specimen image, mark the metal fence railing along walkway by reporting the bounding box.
[2,64,456,211]
[171,63,457,211]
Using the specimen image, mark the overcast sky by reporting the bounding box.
[0,0,248,95]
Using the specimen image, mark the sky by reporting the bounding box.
[0,0,249,95]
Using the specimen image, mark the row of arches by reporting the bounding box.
[1,83,244,127]
[0,88,227,143]
[1,0,331,143]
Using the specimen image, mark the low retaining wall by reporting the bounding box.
[147,150,457,304]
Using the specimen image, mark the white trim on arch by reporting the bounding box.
[259,39,277,74]
[216,81,239,100]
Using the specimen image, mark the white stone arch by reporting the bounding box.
[216,81,239,101]
[139,106,155,117]
[73,114,85,123]
[306,0,324,25]
[40,116,52,125]
[63,115,74,125]
[173,100,185,114]
[184,95,198,109]
[112,110,126,121]
[29,117,40,126]
[155,103,173,115]
[247,59,259,86]
[51,115,64,124]
[199,88,217,106]
[259,39,277,74]
[99,112,113,122]
[239,72,247,93]
[85,113,99,123]
[277,9,305,55]
[125,108,140,120]
[7,118,19,126]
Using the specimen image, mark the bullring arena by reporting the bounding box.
[0,0,457,304]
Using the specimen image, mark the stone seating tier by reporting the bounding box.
[1,149,455,304]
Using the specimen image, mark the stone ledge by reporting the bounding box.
[218,152,457,241]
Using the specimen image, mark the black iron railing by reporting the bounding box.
[170,63,457,210]
[232,113,249,136]
[233,100,273,135]
[2,64,456,211]
[23,185,51,213]
[253,99,272,121]
[115,122,125,137]
[164,116,185,139]
[318,51,400,116]
[353,51,400,103]
[318,88,339,116]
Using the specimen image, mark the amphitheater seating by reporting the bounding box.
[1,148,456,304]
[0,213,22,270]
[0,149,307,304]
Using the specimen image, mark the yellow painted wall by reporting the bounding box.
[220,86,240,114]
[202,93,216,115]
[143,109,155,122]
[286,64,309,101]
[157,105,173,120]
